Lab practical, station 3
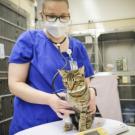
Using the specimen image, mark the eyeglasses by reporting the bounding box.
[43,13,70,23]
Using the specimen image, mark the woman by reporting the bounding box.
[8,0,96,134]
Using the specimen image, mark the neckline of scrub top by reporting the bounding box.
[40,30,72,55]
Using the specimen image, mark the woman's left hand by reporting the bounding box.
[89,88,96,114]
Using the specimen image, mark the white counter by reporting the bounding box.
[15,118,135,135]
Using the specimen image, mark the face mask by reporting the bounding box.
[45,20,70,38]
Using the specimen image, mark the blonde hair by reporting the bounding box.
[41,0,69,19]
[43,0,69,9]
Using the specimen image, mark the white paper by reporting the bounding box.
[0,43,5,59]
[15,118,130,135]
[85,36,93,44]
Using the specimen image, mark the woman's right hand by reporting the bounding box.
[48,93,74,119]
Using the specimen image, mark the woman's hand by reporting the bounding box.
[89,88,96,114]
[48,93,74,119]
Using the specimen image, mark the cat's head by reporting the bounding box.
[59,66,85,91]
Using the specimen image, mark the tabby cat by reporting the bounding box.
[59,66,95,132]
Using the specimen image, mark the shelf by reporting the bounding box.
[112,71,135,76]
[122,113,135,115]
[118,84,135,87]
[0,17,26,31]
[0,77,8,79]
[0,71,8,74]
[0,117,13,124]
[98,31,135,41]
[120,99,135,101]
[83,42,93,45]
[95,112,101,115]
[126,123,135,126]
[0,35,16,43]
[0,94,13,98]
[91,63,97,65]
[88,53,95,55]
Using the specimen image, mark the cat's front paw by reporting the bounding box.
[64,123,73,131]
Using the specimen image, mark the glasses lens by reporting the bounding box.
[44,13,70,23]
[46,15,57,22]
[60,16,70,23]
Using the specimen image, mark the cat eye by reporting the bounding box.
[63,79,68,83]
[73,77,80,81]
[63,80,67,83]
[78,74,83,77]
[72,78,76,82]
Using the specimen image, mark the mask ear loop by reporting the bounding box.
[40,11,44,21]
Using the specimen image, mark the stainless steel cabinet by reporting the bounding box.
[98,31,135,126]
[0,0,28,134]
[71,34,98,71]
[117,73,135,126]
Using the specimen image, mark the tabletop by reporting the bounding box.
[15,118,135,135]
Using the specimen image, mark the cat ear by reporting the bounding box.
[58,70,66,76]
[79,66,85,74]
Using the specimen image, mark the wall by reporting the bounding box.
[69,0,135,24]
[68,0,135,35]
[70,18,135,36]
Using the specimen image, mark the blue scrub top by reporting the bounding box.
[9,30,94,135]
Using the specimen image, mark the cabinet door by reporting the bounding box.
[118,86,135,99]
[5,23,11,39]
[0,96,14,121]
[4,40,14,56]
[7,7,17,25]
[118,74,135,126]
[0,20,6,37]
[0,58,9,71]
[0,79,9,95]
[0,119,11,135]
[0,4,3,18]
[0,4,7,20]
[130,76,135,84]
[121,101,135,124]
[18,15,27,28]
[5,23,16,40]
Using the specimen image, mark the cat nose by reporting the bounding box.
[69,83,74,90]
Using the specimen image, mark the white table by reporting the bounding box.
[15,118,135,135]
